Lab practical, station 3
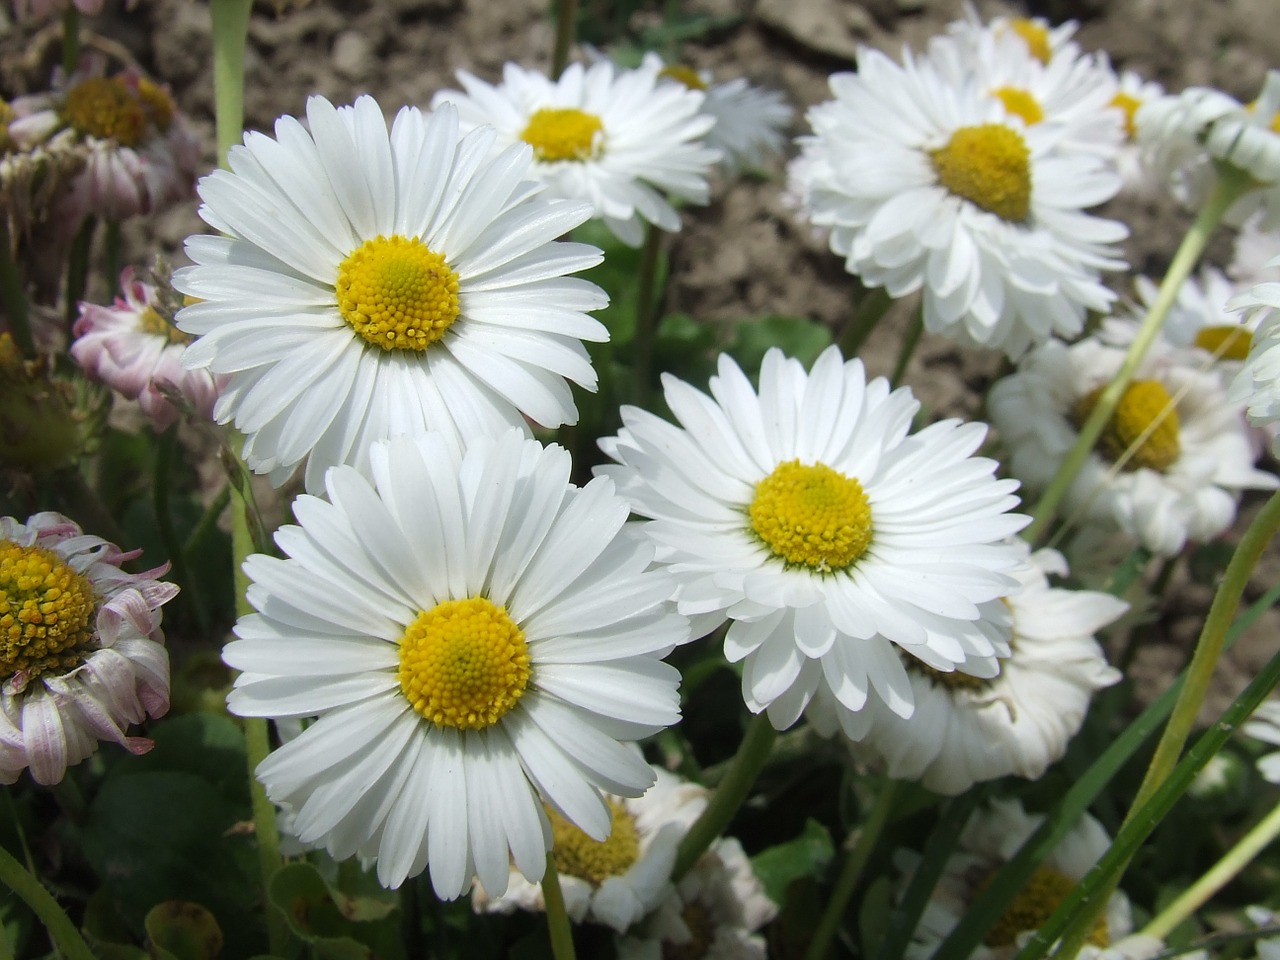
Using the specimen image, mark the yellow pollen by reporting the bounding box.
[135,78,176,132]
[1073,380,1181,473]
[138,305,190,345]
[335,235,461,352]
[396,597,529,730]
[0,541,97,683]
[1194,324,1252,361]
[548,799,639,886]
[659,64,708,91]
[519,107,605,163]
[984,865,1109,948]
[663,900,716,960]
[930,124,1032,222]
[1110,92,1141,140]
[992,87,1044,126]
[61,77,148,146]
[1007,18,1052,63]
[1246,100,1280,135]
[749,460,872,572]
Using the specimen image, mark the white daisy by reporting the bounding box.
[1242,699,1280,784]
[615,836,776,960]
[989,336,1278,556]
[1109,70,1166,195]
[474,764,708,932]
[847,542,1124,795]
[174,95,607,494]
[903,798,1132,960]
[598,346,1028,736]
[796,46,1127,358]
[1229,258,1280,451]
[0,512,176,785]
[223,430,689,896]
[432,61,719,247]
[1230,212,1280,288]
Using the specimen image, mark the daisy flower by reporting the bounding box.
[598,346,1028,736]
[944,7,1081,66]
[71,266,224,430]
[796,46,1127,357]
[431,60,719,246]
[1229,260,1280,451]
[1230,212,1280,288]
[0,512,176,785]
[903,798,1132,960]
[1109,70,1166,195]
[1242,699,1280,784]
[223,431,688,896]
[174,95,608,494]
[474,764,708,932]
[847,542,1125,795]
[989,336,1278,556]
[616,836,776,960]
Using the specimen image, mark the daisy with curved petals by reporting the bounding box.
[848,542,1125,795]
[0,512,176,785]
[798,47,1127,358]
[598,346,1028,736]
[175,96,607,493]
[432,61,719,247]
[223,431,688,896]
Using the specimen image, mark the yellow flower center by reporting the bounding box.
[0,100,14,153]
[992,86,1044,126]
[749,460,872,572]
[929,124,1032,223]
[1194,324,1252,361]
[658,64,708,91]
[519,107,605,163]
[1110,92,1141,140]
[1073,380,1181,473]
[138,305,190,345]
[0,541,97,683]
[136,78,175,132]
[548,799,640,886]
[335,235,461,352]
[61,77,148,147]
[663,900,716,960]
[1006,18,1052,63]
[396,597,530,730]
[985,865,1109,948]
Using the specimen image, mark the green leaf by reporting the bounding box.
[727,315,833,375]
[106,712,249,805]
[858,876,894,958]
[268,862,380,960]
[750,818,835,904]
[144,902,223,960]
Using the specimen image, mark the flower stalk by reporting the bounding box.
[542,853,577,960]
[0,840,96,960]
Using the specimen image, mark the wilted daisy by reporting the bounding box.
[848,542,1125,795]
[71,267,223,430]
[903,798,1132,960]
[1229,257,1280,452]
[990,336,1278,556]
[431,61,719,246]
[797,46,1126,357]
[0,512,176,785]
[599,346,1028,735]
[175,95,607,493]
[224,431,688,896]
[474,764,708,932]
[616,837,776,960]
[1242,699,1280,784]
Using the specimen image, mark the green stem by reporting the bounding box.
[184,485,231,557]
[550,0,580,80]
[632,222,665,408]
[63,217,95,336]
[1143,802,1280,942]
[542,854,577,960]
[804,778,902,960]
[889,307,924,389]
[60,6,80,76]
[838,286,892,359]
[673,712,778,881]
[0,223,34,358]
[211,0,253,166]
[102,221,121,290]
[0,843,95,960]
[1023,167,1253,545]
[154,430,210,637]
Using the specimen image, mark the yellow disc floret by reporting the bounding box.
[520,107,605,163]
[0,541,96,682]
[1110,92,1141,140]
[930,124,1033,223]
[1073,380,1181,473]
[548,799,640,886]
[749,460,873,572]
[135,78,176,132]
[138,305,190,345]
[336,235,461,352]
[1194,324,1251,361]
[62,77,148,146]
[985,864,1108,948]
[992,87,1044,126]
[397,597,530,729]
[658,64,708,91]
[1007,18,1052,63]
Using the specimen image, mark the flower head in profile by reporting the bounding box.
[796,46,1126,357]
[599,346,1028,737]
[474,764,708,932]
[175,95,608,493]
[0,512,176,785]
[848,542,1125,795]
[432,61,719,246]
[72,267,224,430]
[224,431,688,896]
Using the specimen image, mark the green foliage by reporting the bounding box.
[726,315,834,375]
[144,902,223,960]
[750,817,835,905]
